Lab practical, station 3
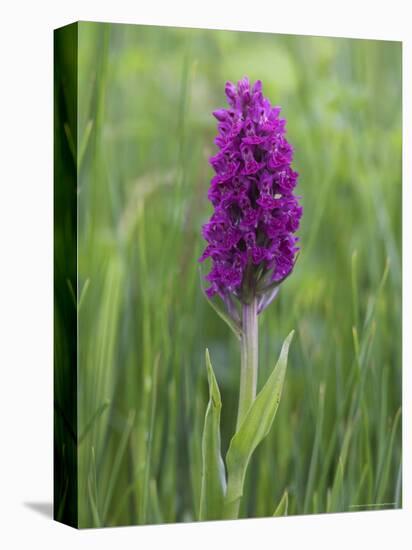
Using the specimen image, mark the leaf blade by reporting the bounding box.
[273,490,289,517]
[224,330,294,518]
[199,349,227,520]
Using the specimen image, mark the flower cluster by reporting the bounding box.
[200,77,302,303]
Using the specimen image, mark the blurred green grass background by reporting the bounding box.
[67,22,401,527]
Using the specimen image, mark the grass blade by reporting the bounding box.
[375,407,401,503]
[303,382,325,513]
[199,349,226,520]
[273,490,289,517]
[102,410,136,522]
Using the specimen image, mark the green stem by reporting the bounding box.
[236,297,259,431]
[223,497,241,520]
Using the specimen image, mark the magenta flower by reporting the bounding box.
[199,80,300,504]
[200,77,302,309]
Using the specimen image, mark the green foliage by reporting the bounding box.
[199,350,226,520]
[273,491,289,517]
[57,22,403,526]
[224,331,293,518]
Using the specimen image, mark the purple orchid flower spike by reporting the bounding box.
[199,79,302,517]
[199,77,302,317]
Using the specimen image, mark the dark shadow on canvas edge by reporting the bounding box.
[24,502,53,519]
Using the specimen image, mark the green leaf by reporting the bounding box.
[66,277,90,313]
[273,490,289,516]
[224,330,294,519]
[63,122,76,163]
[78,119,94,169]
[199,349,226,520]
[303,382,325,513]
[78,398,110,444]
[375,406,401,503]
[329,420,355,512]
[78,278,90,312]
[101,409,136,522]
[88,446,101,527]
